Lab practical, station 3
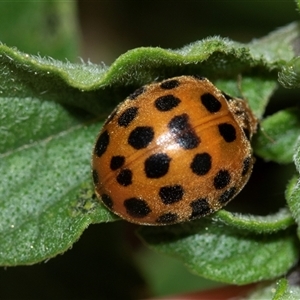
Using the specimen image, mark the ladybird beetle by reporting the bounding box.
[92,76,257,225]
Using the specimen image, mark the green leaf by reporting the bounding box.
[248,22,299,64]
[279,57,300,88]
[1,21,300,266]
[247,278,300,300]
[138,219,299,285]
[293,137,300,173]
[247,282,283,299]
[0,98,117,265]
[285,176,300,224]
[215,77,277,119]
[253,108,300,164]
[214,209,294,234]
[286,141,300,236]
[273,279,289,300]
[264,22,300,89]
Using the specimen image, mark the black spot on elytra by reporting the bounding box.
[156,213,178,224]
[218,123,236,142]
[94,130,109,157]
[243,128,250,141]
[92,169,99,185]
[192,75,206,80]
[219,187,237,204]
[242,157,252,176]
[101,194,113,209]
[214,170,231,189]
[222,92,233,101]
[128,126,154,149]
[118,107,139,127]
[154,95,181,111]
[159,185,184,204]
[168,114,200,149]
[201,93,222,113]
[144,153,171,178]
[234,110,244,116]
[110,155,125,170]
[128,86,146,100]
[124,198,151,218]
[190,152,212,176]
[160,79,180,89]
[116,169,132,186]
[190,198,212,219]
